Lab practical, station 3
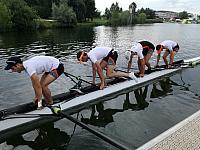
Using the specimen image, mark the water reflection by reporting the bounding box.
[124,86,149,111]
[81,86,150,127]
[5,122,70,149]
[150,78,173,98]
[81,102,123,127]
[0,27,96,61]
[80,75,200,129]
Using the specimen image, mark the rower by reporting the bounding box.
[77,47,137,90]
[4,56,64,109]
[155,40,180,68]
[125,41,155,77]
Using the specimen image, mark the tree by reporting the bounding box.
[110,11,120,26]
[52,0,77,25]
[137,13,146,24]
[129,2,137,16]
[25,0,52,19]
[137,8,155,19]
[68,0,86,22]
[119,10,130,25]
[1,0,38,31]
[110,2,122,13]
[179,11,188,19]
[104,7,111,19]
[0,2,12,31]
[83,0,96,21]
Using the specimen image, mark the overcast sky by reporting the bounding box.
[95,0,200,14]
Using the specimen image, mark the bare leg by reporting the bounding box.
[163,51,170,66]
[100,60,108,85]
[40,74,56,105]
[40,74,48,101]
[106,65,129,78]
[144,53,152,70]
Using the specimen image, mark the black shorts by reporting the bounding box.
[142,48,154,56]
[102,50,118,65]
[46,63,64,79]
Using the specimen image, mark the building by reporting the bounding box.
[155,11,178,20]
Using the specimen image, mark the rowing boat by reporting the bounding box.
[0,56,199,143]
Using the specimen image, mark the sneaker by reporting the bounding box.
[128,72,138,82]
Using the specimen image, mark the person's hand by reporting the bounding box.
[139,73,144,77]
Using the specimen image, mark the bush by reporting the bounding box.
[52,0,77,26]
[0,2,12,31]
[137,13,146,24]
[1,0,38,31]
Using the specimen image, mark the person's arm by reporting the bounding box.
[30,73,43,107]
[127,53,133,72]
[94,61,105,90]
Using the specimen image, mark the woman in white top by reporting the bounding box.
[4,56,64,109]
[77,47,137,90]
[126,41,155,77]
[156,40,179,68]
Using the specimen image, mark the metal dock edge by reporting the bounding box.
[137,109,200,150]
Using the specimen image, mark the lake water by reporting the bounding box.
[0,23,200,149]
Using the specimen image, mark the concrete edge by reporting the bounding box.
[136,109,200,150]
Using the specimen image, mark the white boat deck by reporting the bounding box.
[0,67,181,141]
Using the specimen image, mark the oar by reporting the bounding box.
[50,106,131,150]
[1,107,130,150]
[63,72,97,87]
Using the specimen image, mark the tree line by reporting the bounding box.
[0,0,99,32]
[103,2,158,26]
[0,0,193,32]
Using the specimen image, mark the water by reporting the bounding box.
[0,23,200,149]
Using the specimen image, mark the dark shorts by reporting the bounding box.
[46,63,64,79]
[142,48,154,56]
[102,50,118,65]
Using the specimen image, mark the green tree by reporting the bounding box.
[0,2,12,31]
[83,0,96,21]
[68,0,86,22]
[119,10,129,25]
[179,11,188,19]
[110,11,120,26]
[25,0,53,19]
[137,8,155,19]
[104,8,111,19]
[137,13,146,24]
[129,2,137,16]
[110,2,122,13]
[1,0,38,31]
[52,0,77,26]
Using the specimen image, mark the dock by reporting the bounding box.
[137,109,200,150]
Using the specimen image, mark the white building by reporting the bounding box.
[155,11,178,20]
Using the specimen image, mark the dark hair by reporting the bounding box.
[4,56,22,70]
[174,44,179,50]
[77,51,87,60]
[156,44,162,50]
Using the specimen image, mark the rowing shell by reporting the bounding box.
[0,56,199,142]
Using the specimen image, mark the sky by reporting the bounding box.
[95,0,200,14]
